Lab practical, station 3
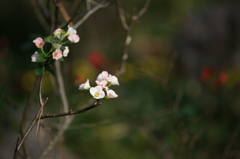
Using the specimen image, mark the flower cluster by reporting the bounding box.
[79,71,119,99]
[31,26,80,75]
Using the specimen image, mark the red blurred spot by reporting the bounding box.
[75,75,85,84]
[200,67,215,82]
[200,66,228,89]
[88,50,104,69]
[219,71,228,84]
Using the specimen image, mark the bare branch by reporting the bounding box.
[86,0,91,11]
[116,0,129,31]
[39,100,101,120]
[36,97,49,134]
[13,136,20,159]
[14,73,46,157]
[60,0,85,28]
[36,60,72,158]
[115,0,151,76]
[20,76,39,158]
[73,0,113,29]
[132,0,151,21]
[15,100,43,154]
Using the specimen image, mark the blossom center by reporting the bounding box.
[95,92,100,97]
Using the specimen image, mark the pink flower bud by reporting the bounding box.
[33,37,45,48]
[52,49,63,60]
[106,89,118,98]
[53,28,62,39]
[68,34,80,43]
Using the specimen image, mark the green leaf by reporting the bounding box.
[49,38,61,43]
[59,58,64,61]
[44,36,52,43]
[35,65,45,75]
[37,53,47,62]
[60,45,66,50]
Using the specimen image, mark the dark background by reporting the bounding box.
[1,0,240,158]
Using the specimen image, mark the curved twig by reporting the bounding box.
[73,0,113,29]
[115,0,151,76]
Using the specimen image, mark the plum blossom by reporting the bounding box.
[63,46,69,57]
[52,49,63,60]
[33,37,45,48]
[66,26,80,43]
[97,71,109,81]
[90,86,105,99]
[79,79,91,90]
[53,28,62,39]
[95,80,108,89]
[106,89,118,98]
[107,74,119,85]
[68,34,80,43]
[31,51,39,62]
[79,71,119,99]
[96,71,119,85]
[67,26,77,34]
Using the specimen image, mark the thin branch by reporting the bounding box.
[13,136,20,159]
[14,73,46,157]
[73,0,113,29]
[60,0,85,28]
[132,0,151,21]
[115,0,151,77]
[40,100,101,120]
[53,0,74,27]
[36,60,71,158]
[55,61,69,112]
[29,0,50,33]
[115,0,129,31]
[36,97,49,134]
[20,76,40,158]
[86,0,91,11]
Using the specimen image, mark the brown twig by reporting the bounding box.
[115,0,151,76]
[19,76,40,158]
[73,0,113,29]
[13,136,20,159]
[13,73,46,158]
[36,61,71,158]
[60,0,85,29]
[39,100,101,120]
[132,0,151,21]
